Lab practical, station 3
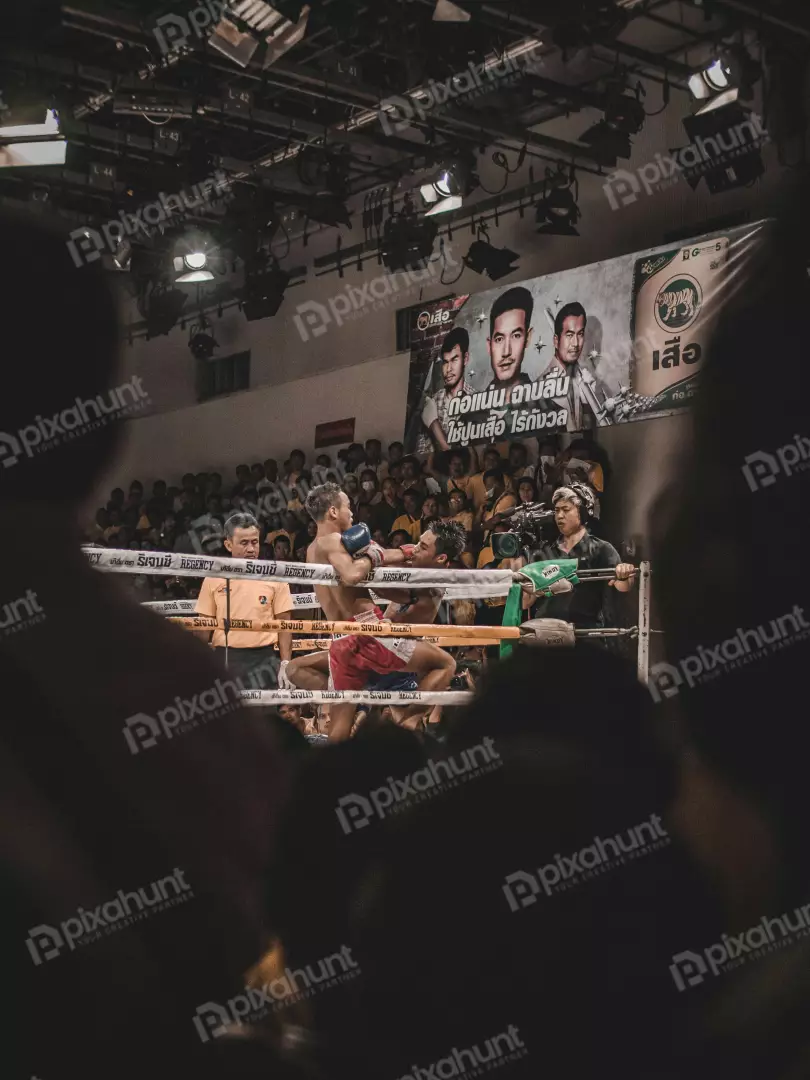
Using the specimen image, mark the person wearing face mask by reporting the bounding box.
[478,468,517,539]
[358,469,382,508]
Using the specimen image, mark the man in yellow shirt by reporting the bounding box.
[391,489,423,543]
[196,513,293,690]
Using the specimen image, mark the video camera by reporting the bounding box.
[491,502,556,561]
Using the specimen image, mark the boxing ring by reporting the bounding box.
[87,547,653,710]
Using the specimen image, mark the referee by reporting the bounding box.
[195,512,293,689]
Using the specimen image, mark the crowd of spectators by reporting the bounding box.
[85,434,613,604]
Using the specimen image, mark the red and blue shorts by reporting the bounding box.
[328,608,417,692]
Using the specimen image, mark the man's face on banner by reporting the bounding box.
[488,307,532,384]
[441,344,468,394]
[554,314,586,366]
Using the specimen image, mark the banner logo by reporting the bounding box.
[654,276,702,332]
[416,308,451,332]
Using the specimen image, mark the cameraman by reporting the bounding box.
[530,484,634,630]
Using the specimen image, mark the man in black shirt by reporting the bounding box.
[533,483,635,629]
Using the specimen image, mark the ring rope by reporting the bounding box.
[85,546,515,590]
[169,616,522,640]
[240,689,474,706]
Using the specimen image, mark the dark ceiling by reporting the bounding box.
[1,0,808,332]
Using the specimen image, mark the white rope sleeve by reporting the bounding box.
[240,689,474,706]
[85,546,515,589]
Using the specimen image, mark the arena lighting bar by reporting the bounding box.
[335,35,544,138]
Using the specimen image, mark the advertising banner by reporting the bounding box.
[405,221,765,451]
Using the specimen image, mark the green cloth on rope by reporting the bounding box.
[499,560,580,660]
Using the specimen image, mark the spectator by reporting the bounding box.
[388,528,413,549]
[479,467,517,536]
[358,469,382,510]
[346,442,367,472]
[387,440,404,470]
[272,533,292,562]
[508,441,534,481]
[468,446,511,511]
[207,471,222,495]
[126,480,144,511]
[420,495,440,534]
[372,527,388,547]
[108,486,125,513]
[250,463,265,488]
[103,507,123,542]
[373,477,402,538]
[535,437,562,501]
[311,454,331,485]
[443,448,473,498]
[342,472,361,514]
[232,464,251,496]
[388,459,404,490]
[91,507,109,543]
[257,459,279,492]
[448,489,474,534]
[400,455,441,498]
[365,438,385,480]
[392,489,423,542]
[517,476,539,505]
[285,449,307,486]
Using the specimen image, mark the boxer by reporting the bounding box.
[289,520,466,733]
[300,483,456,741]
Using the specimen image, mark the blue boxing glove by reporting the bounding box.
[342,523,384,569]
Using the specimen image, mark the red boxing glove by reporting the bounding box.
[363,541,385,569]
[400,544,417,562]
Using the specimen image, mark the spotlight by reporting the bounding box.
[145,287,188,338]
[432,0,470,20]
[579,81,645,165]
[535,174,581,236]
[208,1,310,70]
[381,202,438,272]
[190,330,218,360]
[420,158,477,217]
[688,45,761,106]
[112,237,132,271]
[173,250,215,283]
[0,107,66,168]
[680,103,765,194]
[463,240,520,281]
[242,257,290,321]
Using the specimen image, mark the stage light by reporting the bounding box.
[463,239,520,281]
[688,46,761,105]
[680,102,765,194]
[112,237,132,271]
[242,258,290,321]
[0,108,66,168]
[381,201,438,271]
[432,0,470,21]
[173,250,215,283]
[208,1,310,70]
[145,287,188,338]
[535,181,578,236]
[579,82,645,166]
[420,158,477,216]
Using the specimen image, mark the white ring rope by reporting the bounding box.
[240,690,474,706]
[142,582,510,616]
[86,546,514,590]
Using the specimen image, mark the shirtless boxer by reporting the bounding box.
[289,520,466,732]
[301,483,456,741]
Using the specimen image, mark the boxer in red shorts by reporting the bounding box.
[303,482,456,741]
